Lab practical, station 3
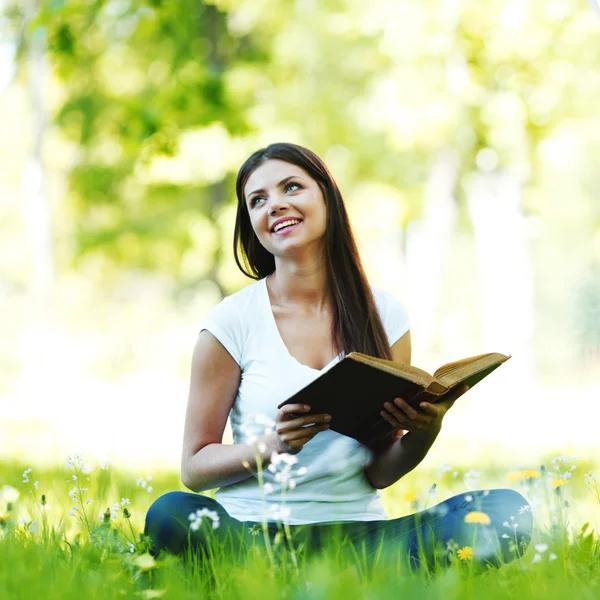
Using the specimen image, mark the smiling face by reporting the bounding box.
[243,159,328,259]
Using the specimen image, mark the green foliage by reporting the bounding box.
[1,455,599,598]
[4,0,599,296]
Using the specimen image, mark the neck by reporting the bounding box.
[268,255,330,311]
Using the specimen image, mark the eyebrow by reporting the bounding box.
[247,176,303,201]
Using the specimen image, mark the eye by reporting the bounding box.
[249,182,301,207]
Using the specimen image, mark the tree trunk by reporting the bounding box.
[22,25,54,296]
[19,12,54,405]
[405,148,459,361]
[465,170,536,385]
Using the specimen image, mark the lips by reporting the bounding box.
[270,217,303,233]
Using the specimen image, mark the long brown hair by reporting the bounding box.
[233,142,391,360]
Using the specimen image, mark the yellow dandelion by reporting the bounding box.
[550,479,568,489]
[132,553,158,571]
[457,546,473,561]
[507,470,524,482]
[522,469,541,479]
[403,490,418,503]
[464,511,491,525]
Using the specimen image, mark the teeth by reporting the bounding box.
[273,219,300,232]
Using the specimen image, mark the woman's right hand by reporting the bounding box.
[270,403,331,455]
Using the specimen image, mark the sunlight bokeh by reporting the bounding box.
[1,0,599,474]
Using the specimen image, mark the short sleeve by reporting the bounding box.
[199,296,245,366]
[373,288,411,347]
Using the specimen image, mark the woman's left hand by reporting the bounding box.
[380,383,469,438]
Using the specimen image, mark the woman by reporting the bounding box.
[144,142,532,574]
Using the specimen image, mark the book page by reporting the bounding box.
[348,353,435,387]
[433,353,510,387]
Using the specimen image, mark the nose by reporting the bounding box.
[268,195,289,216]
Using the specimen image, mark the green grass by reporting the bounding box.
[1,453,599,599]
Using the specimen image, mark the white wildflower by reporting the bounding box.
[22,468,32,483]
[0,485,20,503]
[263,483,274,495]
[120,498,131,506]
[270,452,299,467]
[268,505,291,521]
[532,553,541,563]
[189,508,220,531]
[81,463,94,474]
[65,454,84,470]
[535,543,548,553]
[28,520,39,534]
[136,476,153,491]
[436,462,452,479]
[274,471,291,484]
[549,553,557,560]
[463,469,481,489]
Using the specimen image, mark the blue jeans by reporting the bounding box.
[144,488,532,574]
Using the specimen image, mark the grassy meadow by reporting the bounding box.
[1,453,599,599]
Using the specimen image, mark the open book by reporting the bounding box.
[278,352,511,449]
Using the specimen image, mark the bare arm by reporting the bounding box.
[364,330,437,489]
[364,330,467,489]
[181,331,278,492]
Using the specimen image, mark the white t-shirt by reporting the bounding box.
[199,276,410,524]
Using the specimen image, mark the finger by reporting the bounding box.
[381,408,408,429]
[281,422,329,440]
[418,402,442,417]
[452,383,469,398]
[283,426,327,451]
[430,384,469,409]
[278,403,310,413]
[382,410,428,432]
[391,398,433,423]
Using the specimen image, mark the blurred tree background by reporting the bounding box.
[0,0,599,469]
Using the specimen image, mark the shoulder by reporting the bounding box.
[199,278,264,366]
[207,278,263,318]
[371,286,409,316]
[371,286,411,346]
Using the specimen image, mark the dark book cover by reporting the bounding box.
[279,353,510,448]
